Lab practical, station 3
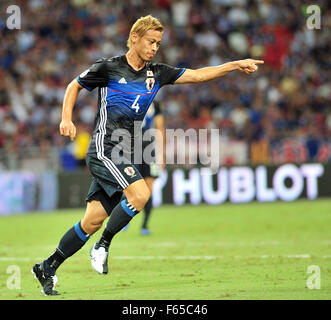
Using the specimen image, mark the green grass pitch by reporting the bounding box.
[0,199,331,300]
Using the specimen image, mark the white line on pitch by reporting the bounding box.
[1,254,329,261]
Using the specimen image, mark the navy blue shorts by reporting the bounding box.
[85,152,143,215]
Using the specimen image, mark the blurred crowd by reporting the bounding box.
[0,0,330,168]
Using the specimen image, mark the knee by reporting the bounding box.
[127,188,151,212]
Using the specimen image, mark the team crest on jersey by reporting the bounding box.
[124,166,135,177]
[146,70,155,91]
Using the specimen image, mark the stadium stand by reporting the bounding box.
[0,0,330,170]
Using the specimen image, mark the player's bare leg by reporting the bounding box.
[144,177,154,194]
[123,179,151,211]
[81,200,108,235]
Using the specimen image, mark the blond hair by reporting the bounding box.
[127,15,164,48]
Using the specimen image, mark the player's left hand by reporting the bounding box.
[237,59,264,74]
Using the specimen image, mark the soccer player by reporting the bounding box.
[122,100,165,235]
[32,15,263,295]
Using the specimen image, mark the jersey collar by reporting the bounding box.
[122,55,150,74]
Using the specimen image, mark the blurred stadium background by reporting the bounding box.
[0,0,331,300]
[0,0,330,213]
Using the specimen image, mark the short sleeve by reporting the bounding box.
[156,63,186,88]
[76,58,109,91]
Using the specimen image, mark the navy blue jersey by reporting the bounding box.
[77,55,185,155]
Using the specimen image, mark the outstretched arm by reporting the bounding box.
[174,59,264,84]
[59,79,83,141]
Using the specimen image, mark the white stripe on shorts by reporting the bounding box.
[95,87,129,189]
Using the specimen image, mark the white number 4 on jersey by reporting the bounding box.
[131,95,140,113]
